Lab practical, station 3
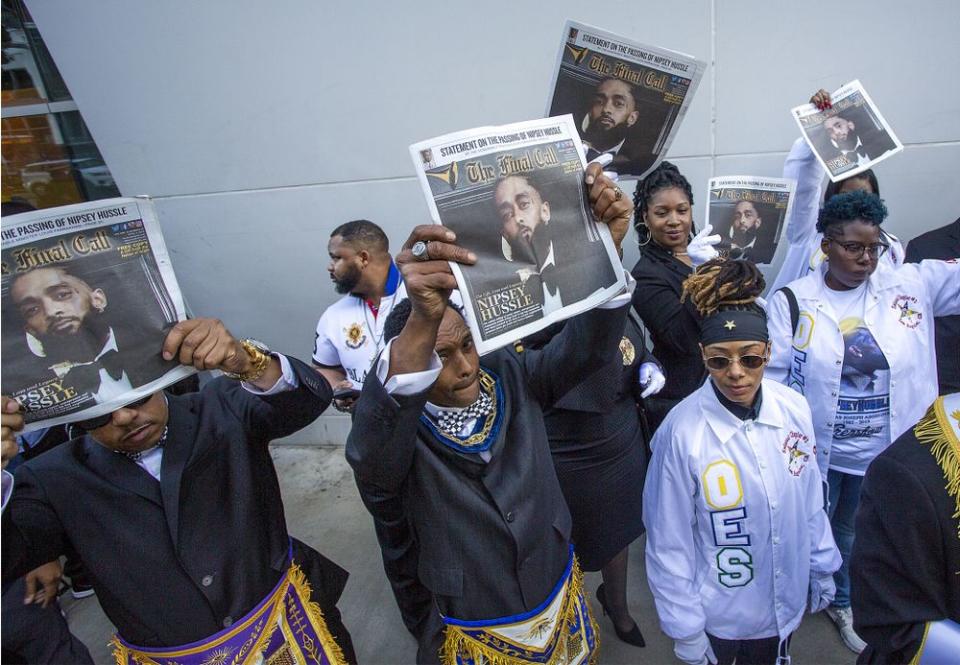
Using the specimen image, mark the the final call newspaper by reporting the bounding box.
[1,197,194,431]
[705,176,796,265]
[410,115,625,356]
[546,20,705,180]
[791,79,902,182]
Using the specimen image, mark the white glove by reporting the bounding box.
[674,631,717,665]
[687,223,722,266]
[808,573,836,613]
[639,362,666,398]
[586,152,619,182]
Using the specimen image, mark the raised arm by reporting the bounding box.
[161,318,332,441]
[346,224,475,492]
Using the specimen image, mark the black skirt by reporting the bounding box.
[544,399,647,572]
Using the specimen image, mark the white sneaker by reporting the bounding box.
[825,605,867,654]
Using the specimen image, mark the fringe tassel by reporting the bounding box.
[287,563,350,665]
[913,399,960,539]
[440,558,599,665]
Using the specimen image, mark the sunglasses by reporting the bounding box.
[704,355,767,371]
[74,394,153,432]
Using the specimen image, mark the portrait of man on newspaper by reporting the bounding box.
[494,170,616,315]
[4,261,176,411]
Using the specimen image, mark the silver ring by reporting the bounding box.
[613,187,623,201]
[411,240,430,262]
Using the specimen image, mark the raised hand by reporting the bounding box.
[395,225,476,322]
[585,162,633,253]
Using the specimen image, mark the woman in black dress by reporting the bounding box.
[524,314,661,648]
[630,162,707,429]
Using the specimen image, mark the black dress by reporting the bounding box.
[525,316,654,571]
[630,242,706,429]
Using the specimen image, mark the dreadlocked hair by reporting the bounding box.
[681,258,766,318]
[632,161,695,248]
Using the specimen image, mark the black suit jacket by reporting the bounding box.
[630,244,706,421]
[905,219,960,393]
[2,357,347,648]
[346,302,629,620]
[851,416,960,664]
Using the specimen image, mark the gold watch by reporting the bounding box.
[224,339,272,382]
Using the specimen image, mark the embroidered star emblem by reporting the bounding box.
[724,320,736,330]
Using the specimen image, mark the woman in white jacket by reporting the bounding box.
[768,89,902,297]
[766,190,960,654]
[644,259,840,665]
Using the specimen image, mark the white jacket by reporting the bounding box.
[767,259,960,478]
[643,379,840,641]
[767,138,902,296]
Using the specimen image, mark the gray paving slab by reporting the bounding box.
[60,445,857,664]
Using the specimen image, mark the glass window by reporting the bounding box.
[2,0,119,212]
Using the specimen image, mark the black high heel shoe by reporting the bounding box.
[595,583,646,647]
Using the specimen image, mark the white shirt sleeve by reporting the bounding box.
[312,312,341,366]
[911,259,960,317]
[241,354,299,395]
[596,270,636,309]
[1,469,13,513]
[769,138,824,295]
[643,428,706,639]
[375,339,443,396]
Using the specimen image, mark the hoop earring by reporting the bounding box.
[635,222,651,247]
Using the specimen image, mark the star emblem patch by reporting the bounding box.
[724,320,736,330]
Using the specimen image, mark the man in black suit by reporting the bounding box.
[6,265,175,407]
[851,393,960,664]
[905,218,960,394]
[347,163,632,663]
[2,318,355,664]
[495,172,617,315]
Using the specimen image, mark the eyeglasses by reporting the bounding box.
[704,355,767,371]
[828,239,890,260]
[73,394,153,432]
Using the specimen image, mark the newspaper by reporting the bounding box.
[410,115,626,356]
[705,176,796,265]
[1,197,194,431]
[546,20,705,180]
[791,79,903,182]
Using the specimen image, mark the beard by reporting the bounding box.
[35,311,112,365]
[506,224,552,267]
[332,264,362,295]
[583,116,631,151]
[731,227,758,249]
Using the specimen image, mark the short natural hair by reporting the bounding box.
[816,190,888,235]
[330,219,389,253]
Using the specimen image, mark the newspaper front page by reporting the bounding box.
[546,20,706,180]
[410,115,625,356]
[792,79,902,182]
[1,197,194,431]
[705,176,796,265]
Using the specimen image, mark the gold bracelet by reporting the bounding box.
[225,340,271,382]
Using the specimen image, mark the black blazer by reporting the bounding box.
[905,218,960,393]
[346,302,629,620]
[851,420,960,664]
[2,358,348,648]
[630,244,706,406]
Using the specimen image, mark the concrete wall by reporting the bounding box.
[26,0,960,443]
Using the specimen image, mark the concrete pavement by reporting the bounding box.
[60,444,857,664]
